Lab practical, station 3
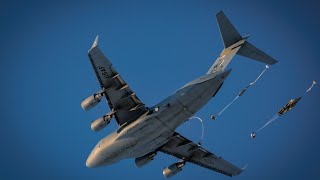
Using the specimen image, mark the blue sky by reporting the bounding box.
[1,0,320,179]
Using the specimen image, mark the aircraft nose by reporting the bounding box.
[86,151,113,168]
[86,156,94,168]
[86,160,91,168]
[86,150,99,168]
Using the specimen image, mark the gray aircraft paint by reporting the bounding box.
[86,70,231,167]
[84,11,277,177]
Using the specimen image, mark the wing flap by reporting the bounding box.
[160,132,242,177]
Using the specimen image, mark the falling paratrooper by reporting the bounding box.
[250,132,256,139]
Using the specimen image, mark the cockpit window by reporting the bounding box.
[98,139,103,146]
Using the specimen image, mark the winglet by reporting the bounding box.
[91,35,99,49]
[242,163,248,171]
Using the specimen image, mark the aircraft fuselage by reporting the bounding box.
[86,69,231,168]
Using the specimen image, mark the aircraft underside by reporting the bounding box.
[82,10,277,178]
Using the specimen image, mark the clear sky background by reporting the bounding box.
[1,0,320,179]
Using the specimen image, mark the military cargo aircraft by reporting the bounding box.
[82,11,277,177]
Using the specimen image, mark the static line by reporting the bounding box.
[250,65,269,85]
[217,96,239,117]
[256,114,279,132]
[306,80,317,93]
[211,65,269,120]
[189,116,205,145]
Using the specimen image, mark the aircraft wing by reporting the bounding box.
[87,36,148,126]
[160,132,242,177]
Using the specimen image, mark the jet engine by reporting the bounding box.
[163,162,185,178]
[81,93,103,111]
[135,152,157,168]
[91,115,112,132]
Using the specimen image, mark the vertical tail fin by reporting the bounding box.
[216,11,242,49]
[207,11,277,74]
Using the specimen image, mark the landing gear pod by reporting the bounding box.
[250,132,256,139]
[135,152,157,168]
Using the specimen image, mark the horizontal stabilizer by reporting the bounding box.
[216,11,242,48]
[237,41,277,65]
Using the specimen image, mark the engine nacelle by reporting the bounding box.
[163,162,185,178]
[135,152,157,168]
[91,115,112,132]
[81,93,103,111]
